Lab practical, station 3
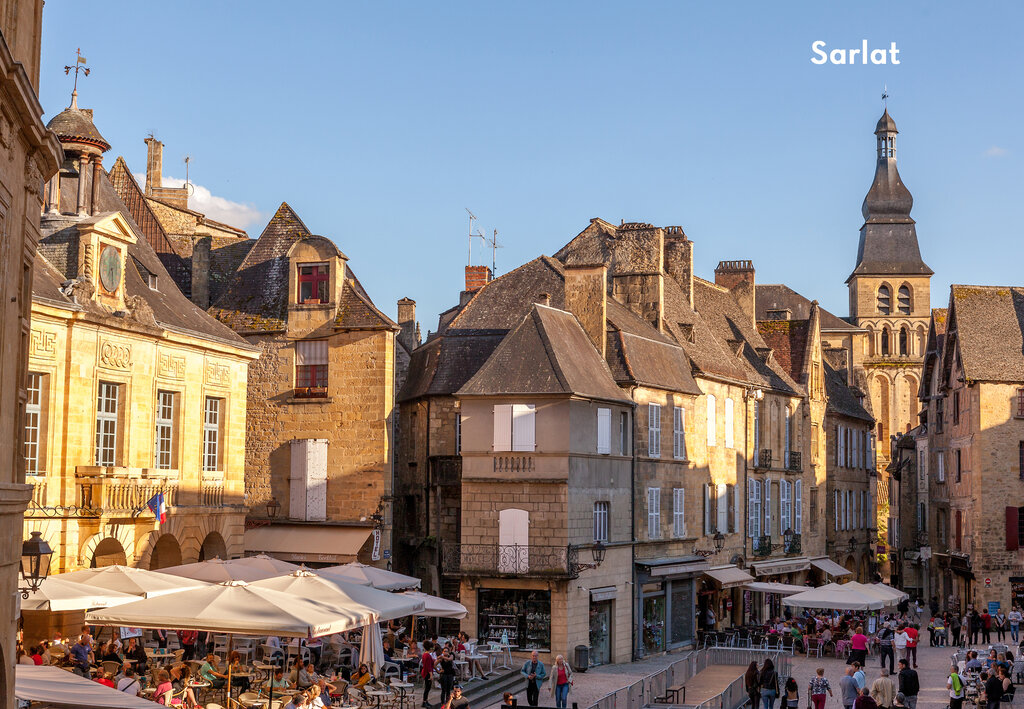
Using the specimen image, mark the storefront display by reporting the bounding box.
[1012,577,1024,609]
[589,600,612,666]
[643,594,666,654]
[478,588,551,651]
[670,583,694,644]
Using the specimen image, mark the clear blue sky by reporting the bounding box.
[39,1,1024,330]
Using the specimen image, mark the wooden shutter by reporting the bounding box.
[748,479,760,538]
[597,408,611,455]
[729,484,738,534]
[794,480,802,533]
[512,404,535,451]
[673,488,686,538]
[717,483,728,533]
[1007,507,1020,551]
[493,404,512,452]
[780,479,791,532]
[648,404,661,458]
[764,479,772,536]
[703,483,713,534]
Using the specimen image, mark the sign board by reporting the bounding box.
[119,627,143,640]
[868,616,877,634]
[920,546,932,560]
[383,549,391,559]
[985,577,992,587]
[371,529,381,561]
[989,601,1001,615]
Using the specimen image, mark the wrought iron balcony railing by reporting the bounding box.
[787,452,802,471]
[785,533,802,555]
[75,468,177,514]
[758,449,773,469]
[752,535,772,557]
[441,541,578,579]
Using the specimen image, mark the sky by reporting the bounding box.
[38,1,1024,330]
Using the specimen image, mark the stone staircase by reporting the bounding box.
[450,668,521,709]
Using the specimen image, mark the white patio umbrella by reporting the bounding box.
[316,562,421,591]
[839,581,905,606]
[19,574,140,612]
[359,622,386,675]
[159,555,300,583]
[55,565,208,598]
[252,569,425,623]
[401,591,468,619]
[869,582,910,602]
[782,584,887,611]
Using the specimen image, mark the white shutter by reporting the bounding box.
[794,479,802,534]
[673,407,686,460]
[703,484,712,534]
[863,490,868,528]
[512,404,536,451]
[673,488,686,538]
[784,408,791,468]
[748,479,760,537]
[493,404,512,452]
[938,453,945,481]
[764,479,772,536]
[852,489,858,529]
[648,488,661,539]
[597,408,611,455]
[290,438,327,521]
[834,491,839,532]
[707,395,717,447]
[717,483,728,533]
[753,402,760,466]
[648,404,661,458]
[780,479,791,533]
[836,425,842,467]
[733,483,741,535]
[724,398,734,449]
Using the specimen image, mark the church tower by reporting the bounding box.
[847,110,932,455]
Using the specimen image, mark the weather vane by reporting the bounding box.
[882,84,889,109]
[63,48,90,97]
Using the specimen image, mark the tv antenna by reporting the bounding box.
[465,209,503,276]
[183,156,195,196]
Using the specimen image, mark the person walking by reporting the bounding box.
[893,626,909,665]
[982,609,993,645]
[759,658,780,709]
[947,665,965,709]
[850,627,869,667]
[420,640,436,708]
[995,609,1008,643]
[808,667,832,709]
[855,687,878,709]
[870,668,895,709]
[840,666,859,709]
[950,613,962,648]
[877,623,895,675]
[904,625,919,669]
[1010,607,1022,644]
[520,650,547,708]
[746,662,762,709]
[896,659,919,709]
[437,648,457,707]
[970,610,981,645]
[783,677,799,709]
[549,655,573,709]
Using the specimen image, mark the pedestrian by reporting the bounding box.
[870,668,894,709]
[877,623,895,675]
[420,640,435,708]
[520,650,547,708]
[947,665,965,709]
[549,654,573,709]
[904,625,919,669]
[177,629,197,662]
[970,610,981,645]
[982,608,993,645]
[983,670,1003,709]
[896,659,919,709]
[783,677,799,709]
[855,687,878,709]
[850,627,869,666]
[852,662,866,691]
[448,685,470,709]
[746,662,762,709]
[808,667,832,709]
[1010,607,1022,644]
[950,613,962,648]
[892,692,906,709]
[840,666,859,709]
[893,626,909,665]
[995,609,1008,643]
[759,658,780,709]
[438,648,456,706]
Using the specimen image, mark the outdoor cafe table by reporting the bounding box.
[479,648,501,676]
[367,688,392,709]
[391,680,414,709]
[465,653,488,681]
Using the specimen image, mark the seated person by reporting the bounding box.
[351,663,373,688]
[394,634,409,651]
[382,639,394,663]
[123,637,148,672]
[100,641,124,665]
[266,668,293,692]
[316,677,339,706]
[199,653,228,689]
[966,651,983,671]
[227,650,251,692]
[298,660,320,689]
[170,664,200,708]
[117,666,142,696]
[94,670,116,688]
[284,692,309,709]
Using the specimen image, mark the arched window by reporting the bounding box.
[881,328,890,356]
[877,285,891,315]
[899,327,909,356]
[898,285,911,314]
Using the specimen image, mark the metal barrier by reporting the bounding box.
[586,647,789,709]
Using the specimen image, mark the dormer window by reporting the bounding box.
[148,273,159,290]
[298,263,329,304]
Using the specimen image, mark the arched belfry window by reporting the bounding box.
[877,285,891,315]
[899,326,909,356]
[898,285,911,314]
[881,328,890,356]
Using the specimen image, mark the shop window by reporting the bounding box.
[297,263,329,304]
[477,588,550,650]
[642,594,666,654]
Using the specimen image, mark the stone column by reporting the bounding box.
[45,173,60,213]
[90,155,103,216]
[76,154,90,216]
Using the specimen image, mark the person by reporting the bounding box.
[705,606,717,630]
[1010,607,1022,644]
[171,664,200,709]
[996,609,1008,642]
[870,668,895,709]
[199,652,228,689]
[94,671,116,688]
[850,627,869,666]
[502,692,515,707]
[981,608,993,645]
[438,648,457,706]
[985,649,999,670]
[309,684,327,709]
[971,610,981,645]
[155,670,179,705]
[266,667,291,693]
[521,650,547,708]
[980,671,1000,709]
[852,662,866,691]
[69,635,92,677]
[947,665,965,709]
[966,651,983,671]
[550,654,573,709]
[896,659,919,709]
[855,687,878,709]
[783,677,799,709]
[903,625,918,669]
[285,692,309,709]
[117,666,142,695]
[998,665,1014,703]
[421,640,436,708]
[808,667,832,709]
[877,623,895,674]
[449,684,470,709]
[28,645,43,665]
[50,632,67,655]
[351,663,373,688]
[154,628,168,649]
[99,640,123,665]
[840,666,859,709]
[123,636,147,672]
[760,658,780,709]
[892,693,906,709]
[226,651,250,692]
[949,613,962,648]
[746,662,762,709]
[299,661,321,689]
[893,626,909,664]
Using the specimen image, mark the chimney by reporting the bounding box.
[397,297,419,351]
[191,236,211,308]
[145,136,163,195]
[663,228,693,308]
[564,264,607,359]
[714,260,756,328]
[464,265,491,293]
[609,223,664,330]
[535,293,551,307]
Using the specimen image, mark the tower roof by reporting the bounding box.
[875,109,898,134]
[46,92,110,153]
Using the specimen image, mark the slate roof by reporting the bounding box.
[946,285,1024,382]
[46,102,110,151]
[458,305,629,403]
[755,284,858,332]
[824,361,873,422]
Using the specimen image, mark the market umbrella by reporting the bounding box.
[359,622,386,675]
[252,569,424,623]
[19,574,140,611]
[159,555,300,583]
[401,591,468,619]
[782,584,887,611]
[55,565,208,598]
[869,582,910,602]
[316,562,421,591]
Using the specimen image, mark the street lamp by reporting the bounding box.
[573,541,607,572]
[783,528,795,547]
[694,531,725,558]
[19,531,52,598]
[713,531,725,552]
[848,536,858,553]
[266,497,280,520]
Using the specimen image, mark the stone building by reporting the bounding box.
[210,203,400,565]
[0,1,61,702]
[918,286,1024,612]
[17,96,256,645]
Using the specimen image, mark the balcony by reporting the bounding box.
[442,541,578,579]
[75,467,177,515]
[787,452,802,471]
[757,449,773,469]
[785,533,802,555]
[752,535,772,557]
[493,454,535,474]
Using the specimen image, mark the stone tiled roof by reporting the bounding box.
[458,304,629,402]
[46,103,110,151]
[946,285,1024,382]
[824,361,873,422]
[448,256,566,330]
[931,308,948,336]
[756,318,810,387]
[607,330,701,394]
[756,284,858,332]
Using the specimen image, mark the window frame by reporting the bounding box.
[672,406,687,460]
[95,381,120,467]
[597,407,612,455]
[154,390,177,470]
[297,262,330,304]
[203,396,224,473]
[593,501,609,543]
[648,403,661,458]
[672,488,686,538]
[24,372,44,474]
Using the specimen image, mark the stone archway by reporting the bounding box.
[149,534,182,570]
[845,556,857,577]
[199,532,228,562]
[91,538,127,568]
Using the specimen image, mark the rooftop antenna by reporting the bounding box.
[487,228,503,276]
[183,155,195,197]
[465,207,485,266]
[63,48,90,107]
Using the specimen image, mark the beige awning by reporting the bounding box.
[704,565,756,589]
[17,665,156,707]
[244,524,371,564]
[744,581,809,596]
[750,557,810,577]
[810,557,853,577]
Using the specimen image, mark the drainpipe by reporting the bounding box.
[629,388,639,660]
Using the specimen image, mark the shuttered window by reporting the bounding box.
[794,480,802,534]
[597,408,611,455]
[673,407,687,460]
[648,487,661,539]
[673,488,686,538]
[764,479,772,536]
[717,483,728,534]
[703,484,714,535]
[729,484,738,534]
[748,479,761,537]
[780,479,791,533]
[493,404,536,452]
[648,404,661,458]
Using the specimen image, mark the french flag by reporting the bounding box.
[147,492,167,525]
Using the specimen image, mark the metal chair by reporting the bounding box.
[806,638,822,658]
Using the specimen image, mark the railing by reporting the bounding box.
[201,480,224,506]
[441,541,577,578]
[787,452,801,471]
[753,535,772,557]
[75,469,177,514]
[429,456,462,487]
[27,476,47,506]
[758,449,772,469]
[493,454,535,473]
[785,533,802,555]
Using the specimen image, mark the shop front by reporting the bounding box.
[702,564,756,629]
[477,587,552,650]
[635,557,706,657]
[588,587,616,667]
[949,554,974,609]
[1011,577,1024,611]
[743,581,807,623]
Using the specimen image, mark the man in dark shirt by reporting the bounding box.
[897,659,919,709]
[983,671,1003,709]
[449,685,471,709]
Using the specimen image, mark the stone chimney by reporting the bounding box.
[535,293,551,307]
[145,136,163,194]
[465,265,491,293]
[397,297,418,352]
[564,264,607,358]
[663,227,693,308]
[609,222,664,330]
[191,236,211,308]
[714,260,756,328]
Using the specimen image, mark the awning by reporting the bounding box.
[704,565,756,589]
[590,586,618,602]
[244,524,371,564]
[17,665,156,707]
[639,556,710,578]
[744,581,808,596]
[810,557,853,577]
[750,557,810,577]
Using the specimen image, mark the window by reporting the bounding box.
[154,390,177,469]
[863,491,869,529]
[809,487,817,533]
[955,510,962,549]
[955,449,962,482]
[295,340,329,394]
[794,480,802,534]
[1020,442,1024,481]
[881,328,890,356]
[937,451,945,482]
[498,508,529,573]
[597,408,611,455]
[455,414,462,454]
[203,397,223,472]
[716,483,728,534]
[729,484,738,534]
[724,398,734,449]
[833,490,839,532]
[753,401,760,466]
[877,285,891,315]
[593,502,609,542]
[620,412,629,455]
[297,263,329,303]
[836,424,844,467]
[897,285,911,314]
[780,479,791,533]
[706,395,717,447]
[673,488,686,538]
[1017,389,1024,418]
[764,479,772,536]
[95,382,120,466]
[811,423,819,463]
[899,327,909,356]
[747,479,762,537]
[784,407,791,467]
[953,391,960,425]
[24,373,43,474]
[703,484,714,534]
[936,398,944,433]
[648,404,661,457]
[673,406,687,460]
[647,487,661,539]
[493,404,536,452]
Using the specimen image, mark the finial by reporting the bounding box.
[882,84,889,110]
[63,48,90,107]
